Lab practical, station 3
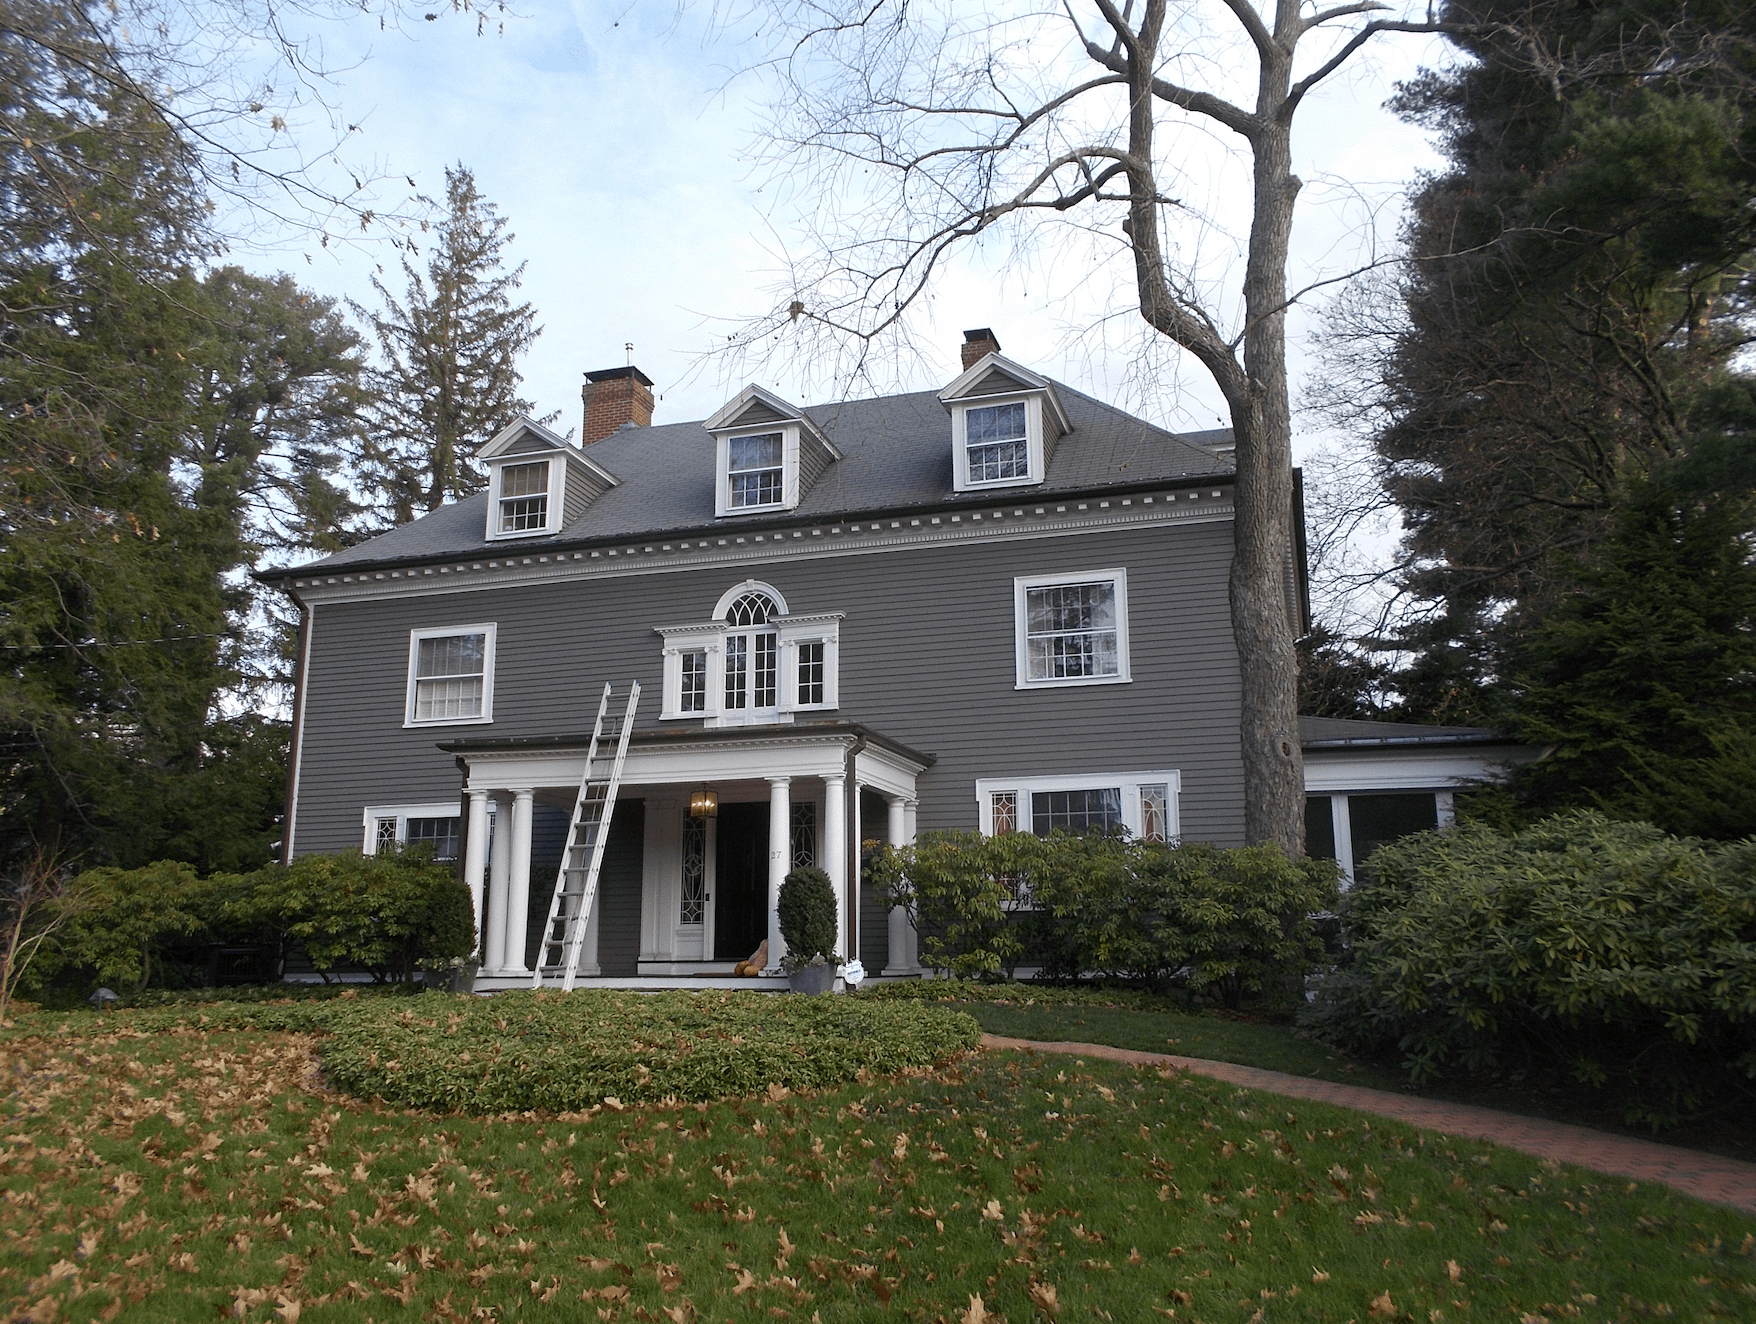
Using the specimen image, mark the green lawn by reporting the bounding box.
[3,1008,1753,1323]
[954,1000,1406,1088]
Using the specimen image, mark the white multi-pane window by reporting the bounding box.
[977,772,1179,846]
[679,651,708,713]
[497,460,550,533]
[965,401,1029,482]
[1013,569,1130,688]
[727,433,784,509]
[363,803,475,861]
[405,625,496,726]
[657,582,841,724]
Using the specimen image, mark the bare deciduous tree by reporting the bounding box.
[728,0,1469,855]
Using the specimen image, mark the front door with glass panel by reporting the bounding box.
[712,802,769,959]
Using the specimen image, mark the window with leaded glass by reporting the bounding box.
[404,816,460,860]
[727,432,784,508]
[680,651,707,713]
[797,641,825,706]
[407,627,494,724]
[497,460,550,532]
[790,802,816,869]
[965,401,1029,482]
[679,813,706,925]
[375,817,399,853]
[1031,788,1123,835]
[1140,784,1170,843]
[990,791,1018,835]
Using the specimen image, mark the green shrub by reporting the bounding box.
[869,831,1042,978]
[237,849,475,983]
[317,990,980,1113]
[777,866,838,966]
[51,861,228,991]
[1304,811,1756,1125]
[1028,838,1339,1006]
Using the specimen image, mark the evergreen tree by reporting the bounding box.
[1499,406,1756,839]
[356,165,545,525]
[1329,1,1756,723]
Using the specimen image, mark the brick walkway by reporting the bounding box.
[980,1034,1756,1216]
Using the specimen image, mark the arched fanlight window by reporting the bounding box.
[726,592,776,627]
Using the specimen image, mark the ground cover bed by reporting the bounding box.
[3,1003,1753,1323]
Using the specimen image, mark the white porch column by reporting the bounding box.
[463,789,490,961]
[823,773,847,958]
[484,792,512,973]
[504,788,535,974]
[765,777,791,973]
[886,795,922,975]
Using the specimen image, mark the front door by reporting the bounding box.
[713,801,770,960]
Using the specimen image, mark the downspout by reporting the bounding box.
[845,730,868,963]
[280,584,313,866]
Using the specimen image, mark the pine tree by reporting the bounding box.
[356,165,545,524]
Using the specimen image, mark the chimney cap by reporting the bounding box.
[963,328,999,346]
[584,364,654,388]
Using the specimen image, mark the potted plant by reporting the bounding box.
[777,866,840,994]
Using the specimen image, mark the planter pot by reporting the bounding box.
[787,964,837,995]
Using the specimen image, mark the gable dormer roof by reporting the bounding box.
[478,416,619,540]
[703,384,841,459]
[938,352,1073,437]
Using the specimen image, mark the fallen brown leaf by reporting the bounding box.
[1369,1290,1396,1318]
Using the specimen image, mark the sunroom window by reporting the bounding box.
[497,460,550,532]
[727,433,784,509]
[976,772,1180,847]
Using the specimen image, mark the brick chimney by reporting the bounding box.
[961,328,1001,371]
[581,365,655,444]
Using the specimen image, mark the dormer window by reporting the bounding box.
[727,433,785,509]
[940,351,1072,492]
[705,386,842,518]
[478,417,618,542]
[966,402,1030,481]
[656,580,843,727]
[498,460,551,532]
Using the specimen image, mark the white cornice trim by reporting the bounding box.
[281,487,1234,605]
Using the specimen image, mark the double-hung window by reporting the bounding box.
[405,624,496,726]
[497,460,550,533]
[1014,569,1131,688]
[965,401,1030,481]
[727,433,784,509]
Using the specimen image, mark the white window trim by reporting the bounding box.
[656,581,841,724]
[486,456,561,540]
[362,802,479,855]
[1013,567,1131,689]
[403,623,497,727]
[974,771,1181,842]
[953,395,1045,491]
[714,424,801,517]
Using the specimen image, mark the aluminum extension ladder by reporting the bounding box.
[532,680,640,990]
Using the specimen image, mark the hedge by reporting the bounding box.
[317,990,980,1113]
[1304,811,1756,1125]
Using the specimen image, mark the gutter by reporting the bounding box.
[280,585,313,864]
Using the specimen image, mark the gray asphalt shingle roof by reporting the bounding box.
[298,382,1232,573]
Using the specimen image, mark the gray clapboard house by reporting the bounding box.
[264,330,1506,988]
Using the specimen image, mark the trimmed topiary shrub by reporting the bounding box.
[777,866,838,967]
[1303,811,1756,1126]
[317,989,979,1112]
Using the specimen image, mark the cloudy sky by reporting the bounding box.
[238,1,1460,458]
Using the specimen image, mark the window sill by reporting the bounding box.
[1014,674,1131,690]
[403,714,496,729]
[485,528,554,540]
[958,473,1041,492]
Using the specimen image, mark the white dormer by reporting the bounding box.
[704,385,842,518]
[477,417,618,541]
[938,353,1072,492]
